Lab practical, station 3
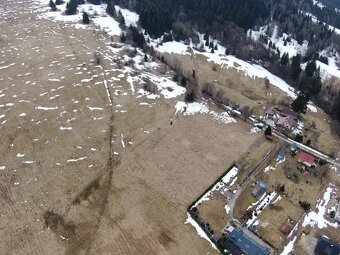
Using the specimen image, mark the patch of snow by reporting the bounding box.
[185,213,218,251]
[280,236,297,255]
[67,157,87,163]
[115,5,139,27]
[221,166,239,185]
[302,186,338,229]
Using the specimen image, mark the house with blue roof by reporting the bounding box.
[314,236,340,255]
[252,181,267,199]
[228,228,270,255]
[276,151,286,162]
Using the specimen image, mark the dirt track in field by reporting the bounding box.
[0,1,259,254]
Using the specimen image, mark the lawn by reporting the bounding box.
[197,192,229,234]
[257,198,304,250]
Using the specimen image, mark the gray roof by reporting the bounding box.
[281,107,298,119]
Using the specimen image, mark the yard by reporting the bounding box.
[257,198,304,250]
[233,184,258,220]
[197,192,229,235]
[260,148,330,207]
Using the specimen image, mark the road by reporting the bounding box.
[229,141,282,219]
[272,130,340,167]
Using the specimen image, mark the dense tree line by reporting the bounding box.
[104,0,340,121]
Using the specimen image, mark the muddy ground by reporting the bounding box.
[0,0,259,254]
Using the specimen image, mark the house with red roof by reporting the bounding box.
[298,151,317,168]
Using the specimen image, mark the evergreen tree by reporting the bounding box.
[225,48,229,55]
[214,44,218,50]
[144,54,148,62]
[291,93,309,113]
[65,0,78,15]
[211,48,214,53]
[117,10,125,26]
[120,32,126,43]
[55,0,63,5]
[106,0,117,17]
[265,126,272,136]
[49,0,57,11]
[205,38,209,47]
[280,52,289,66]
[203,33,209,40]
[82,11,90,24]
[209,41,214,49]
[290,54,302,80]
[88,0,101,4]
[78,0,85,4]
[181,76,186,87]
[305,60,317,77]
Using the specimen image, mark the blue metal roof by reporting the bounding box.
[228,228,270,255]
[259,181,267,189]
[277,151,286,161]
[314,236,340,255]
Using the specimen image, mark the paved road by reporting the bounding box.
[229,141,282,219]
[272,130,340,167]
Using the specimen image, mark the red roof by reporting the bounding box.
[265,134,273,140]
[282,225,292,235]
[298,151,316,166]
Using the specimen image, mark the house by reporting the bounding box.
[314,236,340,255]
[276,151,286,162]
[220,239,245,255]
[290,143,298,154]
[281,107,299,120]
[298,151,317,168]
[265,118,275,127]
[252,181,267,199]
[265,108,275,119]
[228,228,270,255]
[276,115,296,129]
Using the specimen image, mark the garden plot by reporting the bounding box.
[256,198,304,250]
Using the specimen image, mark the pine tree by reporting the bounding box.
[55,0,63,5]
[82,11,90,24]
[214,44,218,50]
[203,33,209,40]
[117,10,125,26]
[305,60,316,77]
[211,48,214,53]
[106,0,117,17]
[49,0,57,11]
[225,48,229,55]
[290,54,302,80]
[265,126,272,136]
[291,93,309,113]
[88,0,101,5]
[65,0,78,15]
[205,38,209,47]
[120,32,126,43]
[144,54,148,62]
[280,52,289,66]
[181,76,186,87]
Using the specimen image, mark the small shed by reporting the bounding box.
[290,143,298,153]
[276,151,286,162]
[253,181,267,199]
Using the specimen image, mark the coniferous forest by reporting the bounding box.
[103,0,340,122]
